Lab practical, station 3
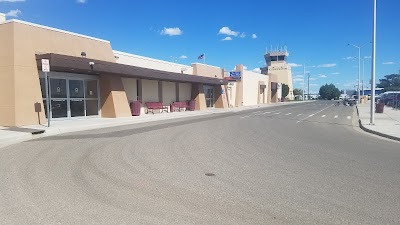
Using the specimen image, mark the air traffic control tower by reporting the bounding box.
[261,50,294,101]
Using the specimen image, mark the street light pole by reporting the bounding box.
[303,63,306,101]
[362,59,365,96]
[370,0,377,124]
[348,44,361,103]
[308,73,310,100]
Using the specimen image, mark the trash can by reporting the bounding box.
[170,103,175,113]
[375,102,384,113]
[187,100,196,111]
[130,101,141,116]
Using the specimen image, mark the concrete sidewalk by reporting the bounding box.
[0,101,309,149]
[357,103,400,141]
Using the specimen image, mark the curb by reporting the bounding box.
[356,106,400,142]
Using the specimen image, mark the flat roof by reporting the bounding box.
[35,53,227,85]
[0,19,110,43]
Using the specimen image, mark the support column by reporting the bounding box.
[214,85,228,108]
[99,74,131,118]
[191,83,206,110]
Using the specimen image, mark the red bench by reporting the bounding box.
[170,101,187,112]
[145,102,168,114]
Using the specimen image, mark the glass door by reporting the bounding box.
[204,85,214,108]
[40,76,99,119]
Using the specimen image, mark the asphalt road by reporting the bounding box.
[0,100,399,225]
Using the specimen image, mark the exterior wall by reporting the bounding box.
[162,81,176,105]
[121,77,138,103]
[242,70,269,106]
[192,63,224,79]
[179,83,192,101]
[267,64,293,100]
[142,79,159,103]
[0,20,116,126]
[0,22,15,126]
[114,51,193,74]
[226,82,237,107]
[191,84,206,110]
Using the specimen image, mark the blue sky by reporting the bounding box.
[1,0,399,93]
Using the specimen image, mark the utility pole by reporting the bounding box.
[307,73,310,100]
[370,0,377,124]
[303,63,306,101]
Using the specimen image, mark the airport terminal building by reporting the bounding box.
[0,16,281,127]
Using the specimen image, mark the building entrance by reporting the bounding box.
[40,76,99,119]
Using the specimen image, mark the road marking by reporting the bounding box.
[297,104,333,123]
[347,116,351,120]
[297,114,302,116]
[252,111,262,114]
[264,112,271,114]
[322,115,326,118]
[286,113,292,115]
[334,115,338,119]
[240,115,251,119]
[274,112,281,115]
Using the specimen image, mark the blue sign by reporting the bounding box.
[229,71,241,77]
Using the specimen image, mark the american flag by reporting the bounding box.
[197,54,204,60]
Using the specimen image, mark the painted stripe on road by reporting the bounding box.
[297,114,302,116]
[274,112,281,115]
[347,116,351,120]
[334,115,338,119]
[240,115,251,119]
[297,104,333,123]
[286,113,292,115]
[322,115,326,118]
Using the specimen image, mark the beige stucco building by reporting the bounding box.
[261,51,294,101]
[0,17,274,127]
[0,18,231,127]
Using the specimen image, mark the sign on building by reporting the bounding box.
[41,59,50,72]
[224,71,241,81]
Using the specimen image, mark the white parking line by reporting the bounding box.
[240,115,251,119]
[297,114,302,116]
[322,115,326,118]
[347,116,351,120]
[274,112,281,115]
[334,115,338,119]
[286,113,292,115]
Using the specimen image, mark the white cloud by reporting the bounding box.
[382,62,395,65]
[364,56,372,59]
[343,82,356,87]
[309,77,317,81]
[251,34,257,39]
[0,0,25,2]
[310,84,319,87]
[288,63,303,67]
[331,72,340,75]
[342,56,355,60]
[76,0,87,3]
[293,75,303,78]
[179,55,187,59]
[221,37,232,41]
[252,68,261,73]
[293,78,303,82]
[160,27,183,36]
[317,63,336,68]
[243,66,248,70]
[239,33,246,38]
[319,74,327,78]
[5,9,21,17]
[218,27,239,36]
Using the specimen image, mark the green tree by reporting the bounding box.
[377,74,400,92]
[281,84,289,99]
[319,83,340,100]
[293,88,303,96]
